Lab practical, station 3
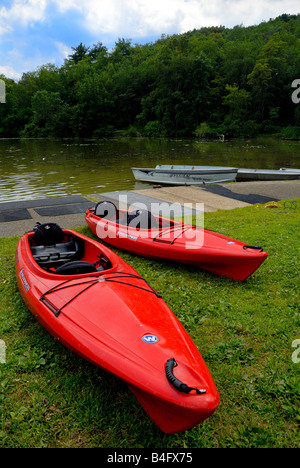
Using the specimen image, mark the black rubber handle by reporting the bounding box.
[243,244,263,252]
[165,358,206,395]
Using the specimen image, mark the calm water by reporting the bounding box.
[0,137,299,202]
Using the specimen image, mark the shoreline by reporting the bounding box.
[0,180,300,238]
[0,133,299,141]
[1,180,300,238]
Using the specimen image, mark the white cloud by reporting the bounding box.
[55,41,72,61]
[0,0,47,29]
[51,0,210,36]
[52,0,80,13]
[0,65,22,80]
[51,0,300,37]
[1,0,299,39]
[1,0,299,40]
[0,23,13,35]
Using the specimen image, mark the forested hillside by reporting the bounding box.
[1,14,300,139]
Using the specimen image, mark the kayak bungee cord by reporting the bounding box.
[40,272,162,317]
[153,226,194,244]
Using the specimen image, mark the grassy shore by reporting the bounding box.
[0,200,299,448]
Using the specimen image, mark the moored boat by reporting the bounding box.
[280,167,300,173]
[15,223,219,433]
[237,167,300,181]
[132,165,238,185]
[85,201,268,281]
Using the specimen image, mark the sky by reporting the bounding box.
[0,0,299,80]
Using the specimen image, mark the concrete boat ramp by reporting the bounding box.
[1,180,299,238]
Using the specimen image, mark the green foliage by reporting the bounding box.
[223,84,251,119]
[1,15,300,138]
[142,121,162,137]
[194,122,216,139]
[21,90,70,137]
[280,125,300,139]
[69,43,90,64]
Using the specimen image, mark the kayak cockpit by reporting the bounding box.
[93,200,175,230]
[29,223,112,275]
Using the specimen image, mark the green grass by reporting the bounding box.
[0,200,299,448]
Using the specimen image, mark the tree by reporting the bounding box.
[248,34,287,120]
[111,38,132,63]
[22,90,69,137]
[68,43,90,64]
[139,48,212,136]
[223,84,251,119]
[88,42,108,61]
[0,14,300,138]
[248,60,272,119]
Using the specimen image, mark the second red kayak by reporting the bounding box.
[85,201,268,281]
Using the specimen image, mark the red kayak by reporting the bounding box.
[85,201,268,281]
[16,223,219,433]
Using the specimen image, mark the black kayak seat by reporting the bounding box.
[94,202,158,230]
[127,209,158,230]
[32,222,65,246]
[30,223,84,270]
[31,238,84,269]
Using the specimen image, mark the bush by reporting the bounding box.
[93,125,115,137]
[194,122,214,139]
[279,126,300,140]
[142,121,162,137]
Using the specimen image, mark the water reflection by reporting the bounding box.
[0,137,299,202]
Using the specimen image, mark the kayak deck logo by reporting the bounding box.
[142,334,159,343]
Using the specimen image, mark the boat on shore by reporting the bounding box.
[16,223,219,433]
[85,202,268,281]
[132,165,238,185]
[237,167,300,181]
[132,164,300,185]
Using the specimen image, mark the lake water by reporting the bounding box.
[0,136,299,202]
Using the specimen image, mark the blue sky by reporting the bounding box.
[0,0,299,80]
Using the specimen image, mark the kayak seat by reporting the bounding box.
[30,223,85,271]
[32,222,65,246]
[31,236,84,270]
[94,202,158,230]
[95,201,119,219]
[127,210,158,230]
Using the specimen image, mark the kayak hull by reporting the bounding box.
[85,208,268,281]
[16,228,219,433]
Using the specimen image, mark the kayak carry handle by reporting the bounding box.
[243,245,264,252]
[165,358,206,395]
